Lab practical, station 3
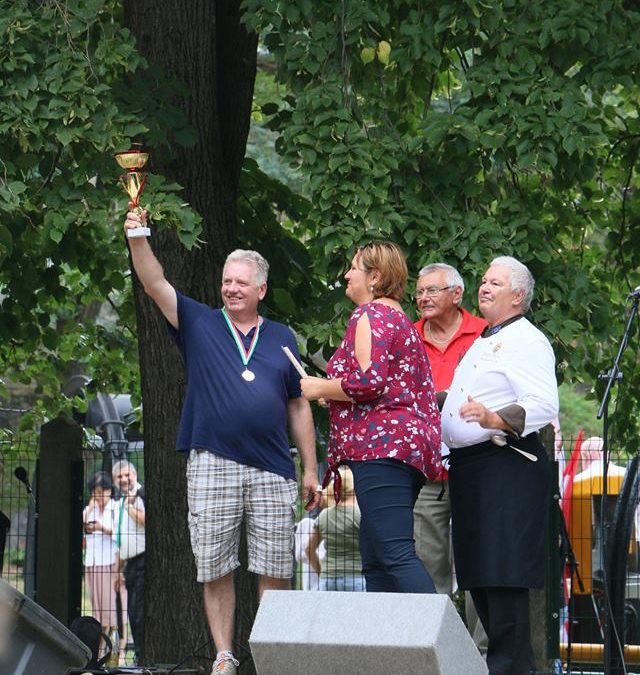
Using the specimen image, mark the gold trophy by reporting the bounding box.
[114,144,151,238]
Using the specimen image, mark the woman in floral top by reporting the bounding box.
[301,241,441,593]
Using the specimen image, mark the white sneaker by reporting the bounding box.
[212,651,239,675]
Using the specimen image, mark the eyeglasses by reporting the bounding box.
[414,285,454,299]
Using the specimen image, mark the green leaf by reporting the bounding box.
[377,40,391,65]
[360,47,375,64]
[272,288,296,314]
[261,102,279,116]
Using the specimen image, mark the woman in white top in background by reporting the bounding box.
[83,471,122,641]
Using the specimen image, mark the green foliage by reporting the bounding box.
[0,0,201,424]
[558,383,601,440]
[4,548,25,569]
[247,65,306,192]
[243,0,640,449]
[3,0,640,457]
[236,157,320,331]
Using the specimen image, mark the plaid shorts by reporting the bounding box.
[186,450,298,583]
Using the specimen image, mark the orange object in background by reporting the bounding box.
[560,642,640,663]
[568,461,627,595]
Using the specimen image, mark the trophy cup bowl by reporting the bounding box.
[114,150,149,170]
[115,145,151,238]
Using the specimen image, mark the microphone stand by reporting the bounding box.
[559,503,584,675]
[597,290,640,675]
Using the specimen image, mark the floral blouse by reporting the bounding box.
[326,302,441,486]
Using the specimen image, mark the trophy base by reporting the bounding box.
[126,227,151,239]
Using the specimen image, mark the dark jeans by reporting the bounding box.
[124,553,145,661]
[349,459,435,593]
[470,587,533,675]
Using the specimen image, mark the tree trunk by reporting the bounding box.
[122,1,257,670]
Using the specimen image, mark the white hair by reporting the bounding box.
[224,249,269,285]
[490,256,535,311]
[112,460,137,478]
[418,262,465,292]
[418,263,464,305]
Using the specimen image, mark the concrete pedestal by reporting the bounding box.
[250,591,488,675]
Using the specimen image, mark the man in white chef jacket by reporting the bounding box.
[441,256,559,675]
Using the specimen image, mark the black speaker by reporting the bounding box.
[0,579,91,674]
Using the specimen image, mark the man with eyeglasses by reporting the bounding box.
[412,263,488,643]
[413,263,487,396]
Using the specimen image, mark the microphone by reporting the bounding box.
[628,287,640,299]
[14,466,33,495]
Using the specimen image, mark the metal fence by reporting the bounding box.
[557,438,640,674]
[82,444,144,666]
[295,436,640,674]
[2,427,640,674]
[0,430,144,667]
[0,436,37,595]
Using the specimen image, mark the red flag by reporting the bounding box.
[561,429,584,537]
[560,430,584,642]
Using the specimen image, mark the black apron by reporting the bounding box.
[448,434,551,589]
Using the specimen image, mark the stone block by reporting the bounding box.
[250,591,488,675]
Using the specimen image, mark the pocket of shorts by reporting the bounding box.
[287,480,298,546]
[287,479,298,507]
[187,510,199,558]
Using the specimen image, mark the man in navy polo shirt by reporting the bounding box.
[125,210,320,675]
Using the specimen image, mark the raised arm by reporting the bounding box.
[125,210,178,329]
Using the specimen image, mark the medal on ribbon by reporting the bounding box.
[222,308,260,382]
